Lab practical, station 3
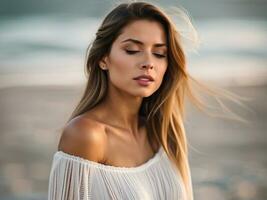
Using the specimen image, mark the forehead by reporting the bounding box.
[116,19,167,45]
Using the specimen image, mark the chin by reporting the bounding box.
[122,85,156,98]
[132,91,154,98]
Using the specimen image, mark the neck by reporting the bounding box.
[95,84,144,138]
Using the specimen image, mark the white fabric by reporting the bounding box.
[48,146,186,200]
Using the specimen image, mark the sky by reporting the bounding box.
[0,0,266,19]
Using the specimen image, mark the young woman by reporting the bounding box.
[47,2,228,200]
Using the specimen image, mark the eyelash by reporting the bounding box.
[125,50,166,58]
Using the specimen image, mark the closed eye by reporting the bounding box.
[125,50,139,54]
[154,53,166,58]
[125,50,166,58]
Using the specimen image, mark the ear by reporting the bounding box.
[99,56,109,70]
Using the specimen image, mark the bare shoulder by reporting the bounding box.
[58,115,108,163]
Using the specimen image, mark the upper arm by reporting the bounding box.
[58,116,107,163]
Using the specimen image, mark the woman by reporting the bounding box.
[48,2,230,200]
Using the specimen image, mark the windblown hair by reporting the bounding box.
[66,2,246,200]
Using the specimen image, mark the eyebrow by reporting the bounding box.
[121,38,167,47]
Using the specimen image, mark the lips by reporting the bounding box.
[133,75,154,81]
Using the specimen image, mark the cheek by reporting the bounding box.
[111,51,127,70]
[158,64,167,80]
[155,65,167,87]
[108,51,133,83]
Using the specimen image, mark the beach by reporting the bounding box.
[0,84,266,199]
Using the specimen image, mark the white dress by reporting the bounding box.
[47,146,186,200]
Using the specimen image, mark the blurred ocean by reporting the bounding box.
[0,15,266,87]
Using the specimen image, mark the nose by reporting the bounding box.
[139,50,155,70]
[140,59,154,70]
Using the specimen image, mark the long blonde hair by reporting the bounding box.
[67,2,248,199]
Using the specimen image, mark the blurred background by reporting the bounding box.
[0,0,266,199]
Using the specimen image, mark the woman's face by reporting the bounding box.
[100,19,168,97]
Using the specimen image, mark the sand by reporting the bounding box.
[0,84,266,199]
